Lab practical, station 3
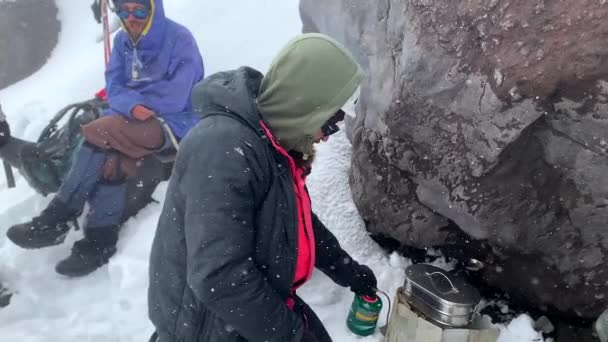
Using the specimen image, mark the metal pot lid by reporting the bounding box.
[405,264,481,307]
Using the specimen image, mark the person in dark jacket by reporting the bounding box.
[5,0,204,277]
[147,33,377,342]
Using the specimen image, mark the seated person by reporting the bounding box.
[6,0,204,277]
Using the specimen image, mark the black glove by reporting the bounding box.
[91,0,102,23]
[300,330,318,342]
[349,264,377,297]
[0,120,10,148]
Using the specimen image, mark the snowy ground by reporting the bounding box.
[0,1,544,341]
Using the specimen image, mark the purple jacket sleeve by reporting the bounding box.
[105,35,146,118]
[135,36,204,116]
[105,33,204,118]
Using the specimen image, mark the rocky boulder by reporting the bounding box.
[300,0,608,319]
[0,0,60,90]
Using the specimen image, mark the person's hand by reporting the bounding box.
[349,264,377,297]
[0,120,10,137]
[132,105,155,121]
[0,120,10,147]
[90,0,102,24]
[300,330,318,342]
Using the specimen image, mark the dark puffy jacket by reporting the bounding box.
[148,67,366,342]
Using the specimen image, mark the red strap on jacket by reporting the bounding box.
[260,121,316,295]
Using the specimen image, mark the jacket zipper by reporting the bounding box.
[131,46,141,80]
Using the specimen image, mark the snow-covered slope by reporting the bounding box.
[0,1,543,341]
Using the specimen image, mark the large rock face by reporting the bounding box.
[300,0,608,319]
[0,0,60,90]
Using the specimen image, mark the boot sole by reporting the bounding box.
[6,231,68,249]
[55,267,100,278]
[55,261,106,278]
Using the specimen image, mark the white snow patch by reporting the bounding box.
[497,315,545,342]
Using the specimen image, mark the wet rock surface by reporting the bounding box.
[300,0,608,319]
[0,0,60,89]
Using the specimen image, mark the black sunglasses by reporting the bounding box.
[321,109,346,137]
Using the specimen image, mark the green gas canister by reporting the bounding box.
[346,294,383,336]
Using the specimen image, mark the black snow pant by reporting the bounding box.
[295,297,333,342]
[147,297,332,342]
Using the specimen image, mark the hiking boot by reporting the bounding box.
[55,238,117,277]
[55,226,119,277]
[6,220,70,249]
[6,199,77,249]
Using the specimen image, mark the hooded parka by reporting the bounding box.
[148,34,367,342]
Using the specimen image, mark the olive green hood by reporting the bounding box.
[257,33,364,155]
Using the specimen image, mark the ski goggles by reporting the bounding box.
[320,86,360,137]
[321,109,346,137]
[116,7,150,20]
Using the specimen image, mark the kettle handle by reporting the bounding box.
[426,272,459,295]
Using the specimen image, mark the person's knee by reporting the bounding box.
[101,153,144,181]
[82,115,123,145]
[102,153,123,181]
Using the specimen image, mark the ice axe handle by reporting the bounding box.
[0,104,15,188]
[3,160,15,188]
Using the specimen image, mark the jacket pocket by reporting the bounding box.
[197,310,244,342]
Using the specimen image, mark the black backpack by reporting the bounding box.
[19,98,106,195]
